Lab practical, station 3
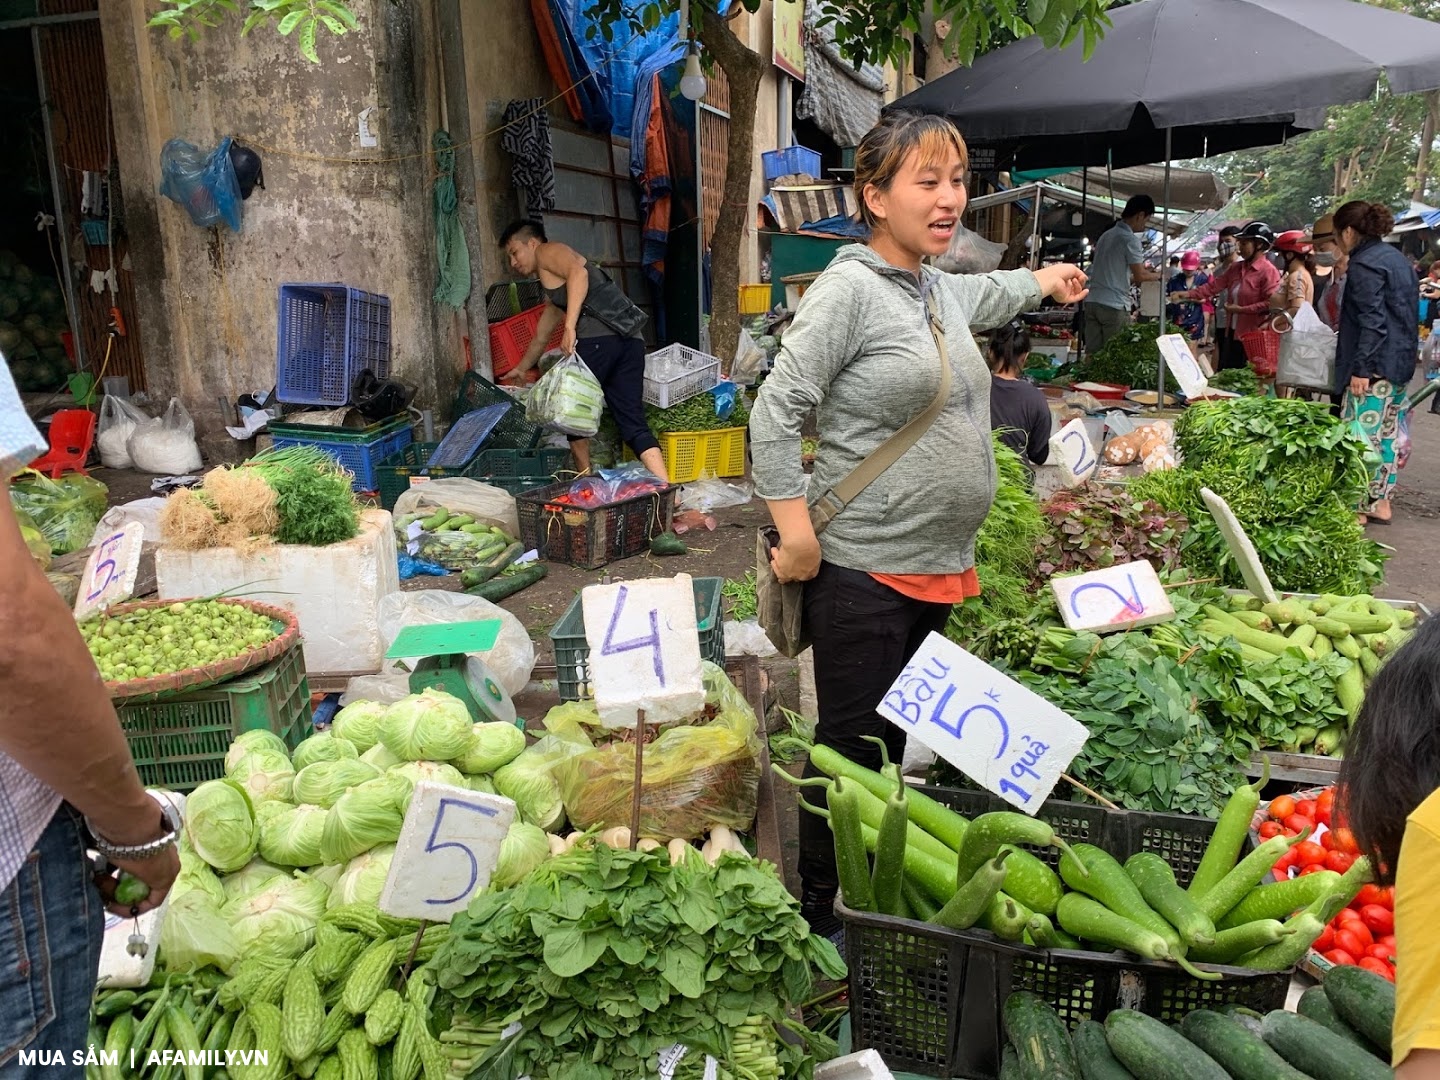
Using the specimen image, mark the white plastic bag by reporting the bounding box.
[376,589,536,697]
[732,328,766,386]
[527,353,604,437]
[88,497,166,547]
[722,619,777,658]
[1276,302,1336,390]
[97,396,149,469]
[677,478,753,512]
[934,222,1007,275]
[126,398,202,474]
[391,477,520,537]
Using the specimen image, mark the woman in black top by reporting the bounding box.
[987,323,1052,466]
[501,220,666,480]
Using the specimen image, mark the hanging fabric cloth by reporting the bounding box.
[432,130,471,309]
[501,99,558,215]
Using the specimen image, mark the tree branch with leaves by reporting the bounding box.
[147,0,360,63]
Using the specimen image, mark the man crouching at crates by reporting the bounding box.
[499,220,668,482]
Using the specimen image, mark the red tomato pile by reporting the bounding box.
[1259,784,1395,981]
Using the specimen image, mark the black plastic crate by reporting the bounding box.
[515,479,674,570]
[452,373,542,449]
[484,280,546,322]
[843,787,1290,1079]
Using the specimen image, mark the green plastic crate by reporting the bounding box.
[117,644,312,792]
[549,576,725,701]
[375,443,476,511]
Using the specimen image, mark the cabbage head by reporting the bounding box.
[292,759,382,808]
[452,721,526,775]
[378,689,473,762]
[253,800,291,830]
[184,779,259,873]
[222,871,329,959]
[390,761,465,790]
[292,731,359,771]
[360,742,402,770]
[327,845,395,910]
[228,749,296,804]
[332,700,388,752]
[465,775,495,795]
[159,891,240,974]
[224,729,290,773]
[220,858,289,905]
[493,753,565,831]
[490,822,551,890]
[258,803,328,868]
[309,861,346,892]
[173,848,226,906]
[320,780,406,864]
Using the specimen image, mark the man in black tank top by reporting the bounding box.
[500,221,667,480]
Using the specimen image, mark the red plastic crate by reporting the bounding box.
[488,305,563,379]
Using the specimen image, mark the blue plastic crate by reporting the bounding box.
[269,417,413,492]
[762,145,822,182]
[276,283,392,406]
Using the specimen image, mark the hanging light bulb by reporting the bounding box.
[680,45,708,101]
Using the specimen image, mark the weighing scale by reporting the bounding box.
[384,619,519,727]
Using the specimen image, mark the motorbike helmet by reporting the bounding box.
[1236,221,1275,250]
[1273,229,1313,255]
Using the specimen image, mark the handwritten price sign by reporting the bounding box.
[1051,418,1098,486]
[581,575,704,728]
[1051,560,1174,634]
[378,781,516,922]
[1156,333,1210,398]
[74,523,145,621]
[878,633,1089,812]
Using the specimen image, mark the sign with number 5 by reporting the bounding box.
[878,633,1090,813]
[378,782,516,922]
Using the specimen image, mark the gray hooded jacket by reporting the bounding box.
[749,244,1043,575]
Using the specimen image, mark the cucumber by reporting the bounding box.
[1071,1019,1134,1080]
[1123,852,1215,947]
[1260,1010,1392,1080]
[1187,919,1293,964]
[1002,991,1080,1080]
[1103,1010,1229,1080]
[1217,1004,1267,1038]
[1323,965,1395,1057]
[1297,985,1384,1057]
[1178,1009,1313,1080]
[999,1046,1024,1080]
[1060,844,1180,952]
[466,562,547,601]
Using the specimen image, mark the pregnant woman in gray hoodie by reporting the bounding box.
[749,110,1087,937]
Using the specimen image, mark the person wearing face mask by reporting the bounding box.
[1211,226,1243,362]
[1165,250,1210,340]
[1174,221,1283,370]
[748,110,1088,939]
[1269,231,1316,319]
[1333,200,1419,525]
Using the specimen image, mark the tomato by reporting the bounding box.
[1285,814,1317,836]
[1335,928,1369,957]
[1293,841,1328,867]
[1258,820,1284,840]
[1323,949,1358,966]
[1354,884,1387,909]
[1330,828,1359,856]
[1348,922,1375,948]
[1270,795,1298,820]
[1316,788,1337,818]
[1314,925,1336,953]
[1358,957,1396,981]
[1377,886,1396,908]
[1380,934,1397,949]
[1298,864,1329,876]
[1324,850,1356,874]
[1295,799,1318,821]
[1366,943,1397,963]
[1360,905,1395,935]
[1273,850,1299,875]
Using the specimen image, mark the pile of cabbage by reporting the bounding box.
[161,687,557,975]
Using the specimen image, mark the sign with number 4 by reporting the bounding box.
[378,782,516,922]
[581,575,705,728]
[878,633,1089,813]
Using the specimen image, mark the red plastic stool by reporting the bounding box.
[29,408,96,477]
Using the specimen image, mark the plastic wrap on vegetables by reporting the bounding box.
[553,662,761,840]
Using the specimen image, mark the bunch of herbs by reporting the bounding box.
[645,391,750,434]
[1034,487,1187,582]
[1071,321,1183,391]
[239,446,359,546]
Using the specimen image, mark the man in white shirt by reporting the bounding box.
[1084,195,1163,351]
[0,353,177,1075]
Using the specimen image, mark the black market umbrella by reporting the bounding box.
[892,0,1440,397]
[892,0,1440,172]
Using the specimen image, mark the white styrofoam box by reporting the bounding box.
[156,508,400,677]
[815,1050,895,1080]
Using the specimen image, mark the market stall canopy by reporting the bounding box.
[967,181,1192,234]
[1390,201,1440,235]
[890,0,1440,170]
[1012,165,1232,212]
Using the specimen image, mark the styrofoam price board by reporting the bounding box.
[1051,560,1175,634]
[1051,417,1099,487]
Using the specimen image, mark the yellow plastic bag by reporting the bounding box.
[552,663,761,840]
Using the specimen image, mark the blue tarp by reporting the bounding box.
[557,1,680,139]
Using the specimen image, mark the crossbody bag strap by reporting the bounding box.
[811,289,952,531]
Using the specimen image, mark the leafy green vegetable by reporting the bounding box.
[722,573,758,623]
[240,446,359,546]
[184,779,260,873]
[1204,367,1260,395]
[1034,487,1187,580]
[431,844,843,1079]
[378,688,474,762]
[1071,321,1183,391]
[332,699,387,753]
[291,731,359,771]
[644,390,750,434]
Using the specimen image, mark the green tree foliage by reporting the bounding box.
[147,0,360,63]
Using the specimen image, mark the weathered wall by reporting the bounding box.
[101,0,441,448]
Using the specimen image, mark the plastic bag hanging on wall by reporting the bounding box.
[158,136,244,232]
